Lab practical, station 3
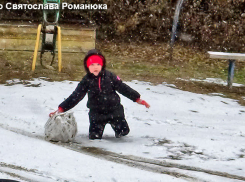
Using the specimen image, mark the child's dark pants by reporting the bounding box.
[88,105,130,139]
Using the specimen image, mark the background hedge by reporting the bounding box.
[1,0,245,52]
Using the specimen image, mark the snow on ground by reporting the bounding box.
[0,78,245,182]
[177,77,244,87]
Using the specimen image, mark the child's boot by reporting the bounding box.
[89,132,102,139]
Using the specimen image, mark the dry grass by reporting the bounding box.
[1,40,245,105]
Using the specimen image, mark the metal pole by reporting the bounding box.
[57,26,62,72]
[32,24,42,71]
[227,59,235,89]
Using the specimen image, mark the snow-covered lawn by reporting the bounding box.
[0,78,245,182]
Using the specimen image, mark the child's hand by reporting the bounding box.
[49,110,58,117]
[136,99,150,108]
[49,107,64,117]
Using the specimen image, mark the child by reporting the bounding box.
[49,49,150,139]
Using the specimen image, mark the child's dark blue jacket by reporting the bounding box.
[59,49,140,116]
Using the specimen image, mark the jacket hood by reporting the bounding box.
[84,49,106,73]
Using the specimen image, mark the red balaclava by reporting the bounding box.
[86,55,104,68]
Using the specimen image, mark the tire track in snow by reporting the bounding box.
[0,124,76,182]
[0,163,34,182]
[57,143,196,181]
[61,143,245,182]
[0,122,195,181]
[1,124,245,182]
[0,162,66,182]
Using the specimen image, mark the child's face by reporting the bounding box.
[88,63,102,76]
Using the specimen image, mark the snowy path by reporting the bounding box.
[1,123,244,182]
[0,78,245,181]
